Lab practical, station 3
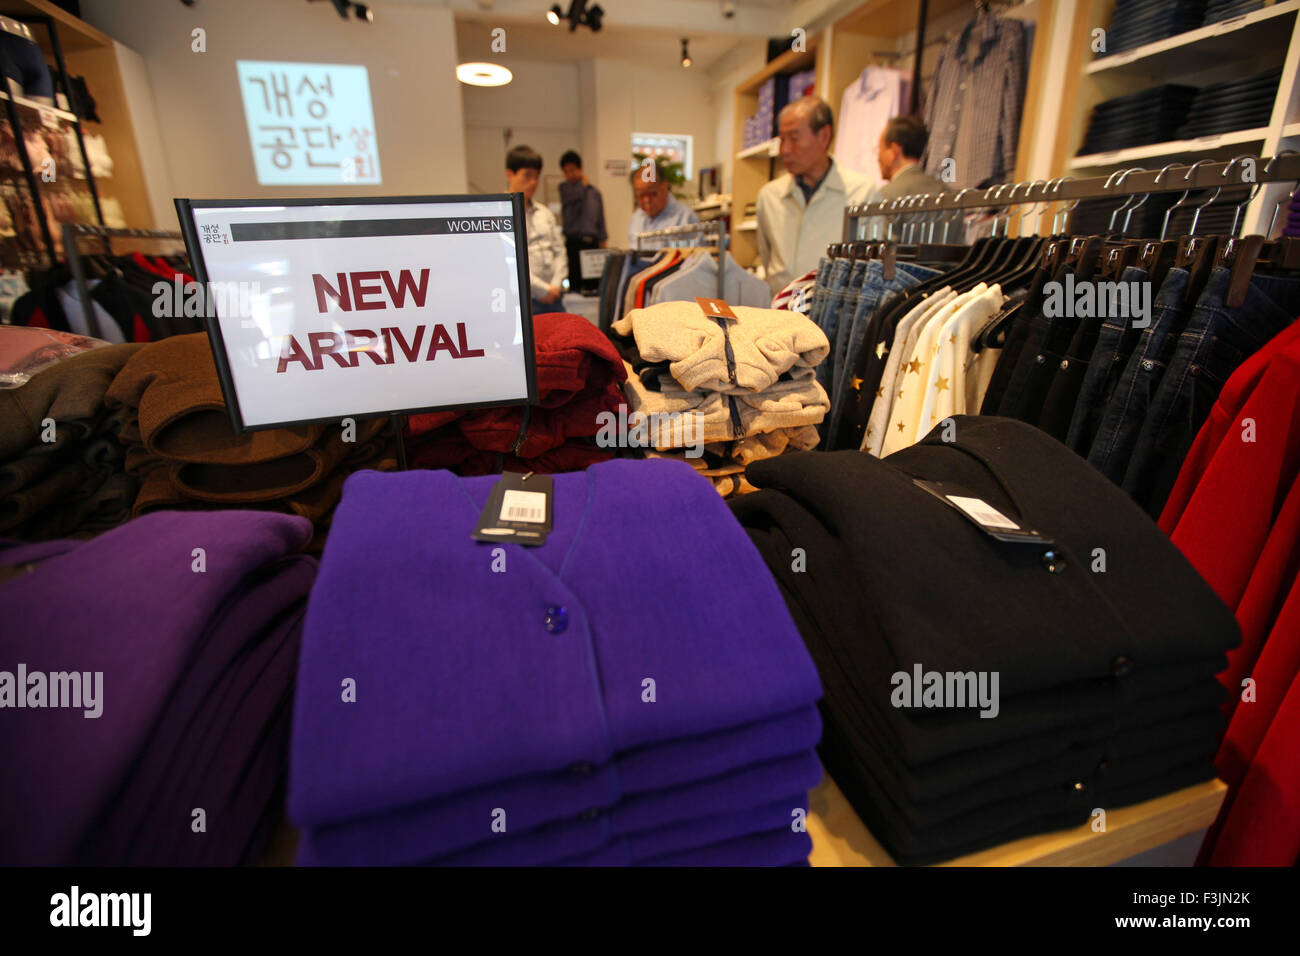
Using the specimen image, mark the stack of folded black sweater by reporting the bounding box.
[730,416,1240,864]
[1077,85,1197,154]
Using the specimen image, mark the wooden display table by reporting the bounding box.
[807,771,1228,867]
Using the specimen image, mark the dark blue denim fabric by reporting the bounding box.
[1085,268,1192,483]
[1120,267,1300,515]
[813,257,857,395]
[824,260,937,446]
[1065,266,1153,456]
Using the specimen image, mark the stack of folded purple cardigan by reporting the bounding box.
[0,510,317,865]
[288,459,824,865]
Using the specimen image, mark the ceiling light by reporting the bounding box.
[328,0,349,17]
[354,3,372,20]
[586,3,603,31]
[456,62,513,87]
[547,4,561,25]
[681,38,692,68]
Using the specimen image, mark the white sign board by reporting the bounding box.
[578,248,613,280]
[176,196,536,432]
[236,61,382,185]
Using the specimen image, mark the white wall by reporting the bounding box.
[589,59,719,247]
[709,39,770,196]
[79,0,468,221]
[461,59,580,203]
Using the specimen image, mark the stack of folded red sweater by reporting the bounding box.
[104,333,396,552]
[404,311,625,475]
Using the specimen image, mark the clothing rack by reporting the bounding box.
[844,154,1300,240]
[635,219,730,298]
[63,223,185,340]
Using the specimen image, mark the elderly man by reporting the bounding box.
[626,158,699,249]
[756,96,870,293]
[859,116,952,239]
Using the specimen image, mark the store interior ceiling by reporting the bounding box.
[434,0,817,72]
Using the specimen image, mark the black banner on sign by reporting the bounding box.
[0,866,1282,943]
[229,216,516,242]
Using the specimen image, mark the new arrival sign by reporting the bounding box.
[174,195,537,431]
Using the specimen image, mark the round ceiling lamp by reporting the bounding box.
[456,62,513,87]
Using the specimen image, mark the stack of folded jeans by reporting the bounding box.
[729,417,1240,865]
[806,254,942,445]
[1175,67,1280,139]
[289,460,824,866]
[1202,0,1266,24]
[1077,84,1198,154]
[1,510,317,865]
[1101,0,1207,55]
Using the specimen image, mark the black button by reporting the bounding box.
[1111,656,1134,677]
[1095,760,1111,779]
[1041,550,1066,573]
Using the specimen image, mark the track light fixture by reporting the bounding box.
[681,38,691,68]
[547,1,603,33]
[309,0,373,21]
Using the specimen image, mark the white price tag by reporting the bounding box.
[945,495,1021,531]
[501,489,547,524]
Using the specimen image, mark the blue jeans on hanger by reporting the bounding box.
[1065,265,1152,455]
[1085,268,1192,484]
[1120,267,1300,515]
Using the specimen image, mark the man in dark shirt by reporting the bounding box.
[558,150,607,294]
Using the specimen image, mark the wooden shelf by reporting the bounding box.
[808,770,1227,867]
[1070,127,1270,167]
[736,219,757,232]
[735,42,819,96]
[1086,0,1298,78]
[737,138,778,161]
[0,0,112,52]
[0,90,78,124]
[833,0,972,39]
[1285,122,1300,138]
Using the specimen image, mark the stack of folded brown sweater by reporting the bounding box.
[0,343,145,540]
[404,311,625,476]
[103,333,395,552]
[610,301,829,496]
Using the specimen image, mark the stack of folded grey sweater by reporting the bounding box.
[610,301,829,496]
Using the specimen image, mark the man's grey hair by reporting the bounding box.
[781,96,834,136]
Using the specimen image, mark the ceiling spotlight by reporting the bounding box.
[547,4,561,25]
[456,62,513,87]
[548,1,603,32]
[586,3,603,31]
[681,38,692,68]
[328,0,349,17]
[354,3,372,19]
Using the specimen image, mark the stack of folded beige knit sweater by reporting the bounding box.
[610,301,829,496]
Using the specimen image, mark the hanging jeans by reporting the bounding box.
[1121,267,1300,516]
[1085,268,1192,483]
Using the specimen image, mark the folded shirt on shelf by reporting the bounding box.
[729,416,1239,864]
[288,458,824,865]
[0,510,317,865]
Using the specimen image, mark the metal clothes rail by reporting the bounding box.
[635,219,730,298]
[844,153,1300,241]
[63,223,186,340]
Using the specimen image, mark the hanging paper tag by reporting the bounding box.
[912,479,1051,545]
[472,471,553,546]
[696,297,738,321]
